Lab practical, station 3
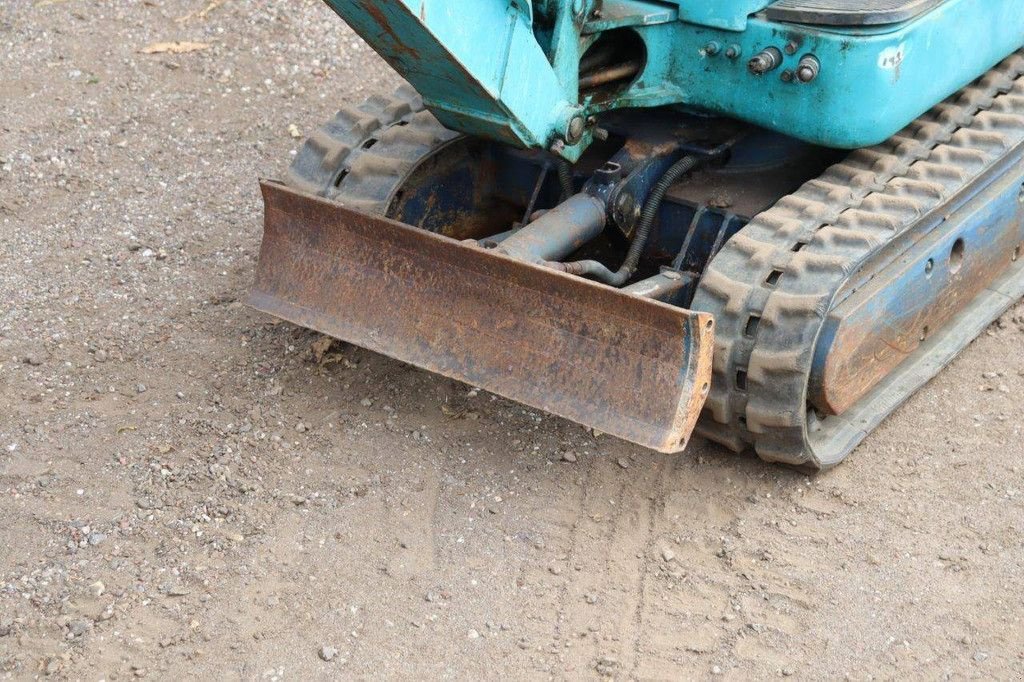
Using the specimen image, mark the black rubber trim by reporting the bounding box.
[765,0,946,26]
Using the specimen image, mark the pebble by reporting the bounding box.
[584,593,599,604]
[87,532,107,546]
[23,353,43,366]
[295,422,308,433]
[67,619,92,638]
[617,457,630,469]
[661,547,676,562]
[89,580,106,597]
[360,398,373,407]
[136,383,147,394]
[318,645,338,661]
[561,451,577,463]
[467,629,480,639]
[712,665,722,675]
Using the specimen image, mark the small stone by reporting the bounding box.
[661,547,676,562]
[89,580,106,597]
[295,422,308,433]
[616,457,630,469]
[424,591,439,603]
[360,398,373,407]
[318,645,338,661]
[67,619,92,638]
[561,451,578,463]
[973,651,989,663]
[87,532,107,546]
[136,383,147,394]
[95,349,108,363]
[23,353,43,366]
[467,629,480,639]
[548,565,562,575]
[585,593,599,604]
[712,666,723,675]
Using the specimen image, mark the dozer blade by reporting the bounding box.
[250,181,715,453]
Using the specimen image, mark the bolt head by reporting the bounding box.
[566,115,585,144]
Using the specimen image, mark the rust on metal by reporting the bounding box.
[250,181,714,452]
[811,224,1023,417]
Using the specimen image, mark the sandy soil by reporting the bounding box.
[1,1,1023,679]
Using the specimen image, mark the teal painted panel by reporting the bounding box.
[321,0,1024,154]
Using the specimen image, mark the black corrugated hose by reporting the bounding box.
[557,161,574,202]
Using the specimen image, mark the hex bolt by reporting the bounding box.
[703,41,721,57]
[796,55,820,83]
[725,44,742,60]
[748,47,783,75]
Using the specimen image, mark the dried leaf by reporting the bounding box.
[140,41,210,55]
[177,0,227,23]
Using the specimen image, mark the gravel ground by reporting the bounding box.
[2,1,1023,679]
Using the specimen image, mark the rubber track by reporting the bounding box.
[693,51,1024,468]
[286,84,459,215]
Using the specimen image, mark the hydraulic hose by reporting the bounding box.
[547,154,700,286]
[557,161,574,202]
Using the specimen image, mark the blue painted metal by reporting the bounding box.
[321,0,1023,157]
[669,0,772,31]
[611,0,1024,148]
[808,146,1024,414]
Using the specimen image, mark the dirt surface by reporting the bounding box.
[2,1,1023,679]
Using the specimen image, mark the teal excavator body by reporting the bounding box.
[250,2,1024,467]
[324,0,1023,159]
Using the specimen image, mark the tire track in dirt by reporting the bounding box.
[552,453,665,678]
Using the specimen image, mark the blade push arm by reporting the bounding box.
[323,0,592,159]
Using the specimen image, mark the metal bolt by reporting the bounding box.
[780,69,794,83]
[565,115,585,145]
[704,41,721,57]
[784,40,799,55]
[796,55,820,83]
[748,47,783,75]
[725,44,742,60]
